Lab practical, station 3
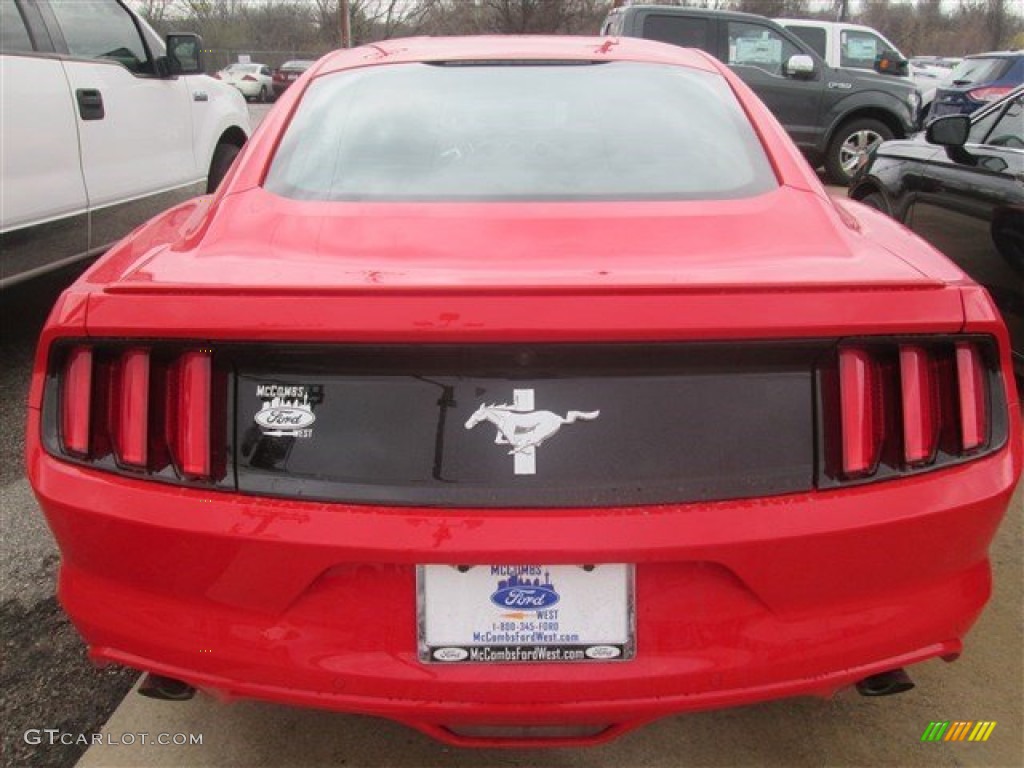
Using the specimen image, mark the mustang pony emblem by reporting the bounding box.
[464,389,599,475]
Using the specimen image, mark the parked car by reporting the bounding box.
[911,56,963,72]
[216,62,274,102]
[601,5,920,184]
[0,0,249,289]
[272,59,316,98]
[850,86,1024,376]
[28,36,1020,749]
[929,51,1024,120]
[908,59,958,121]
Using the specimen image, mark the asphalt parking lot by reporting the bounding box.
[2,101,1022,768]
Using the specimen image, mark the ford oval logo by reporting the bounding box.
[489,585,560,610]
[254,407,316,430]
[432,647,469,662]
[584,645,622,660]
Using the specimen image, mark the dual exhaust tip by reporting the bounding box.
[136,667,915,705]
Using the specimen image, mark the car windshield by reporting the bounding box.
[225,64,261,74]
[950,57,1012,85]
[281,60,314,70]
[264,61,778,202]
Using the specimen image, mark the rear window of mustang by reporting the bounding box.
[263,61,778,202]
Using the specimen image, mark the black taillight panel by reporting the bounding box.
[42,335,1011,503]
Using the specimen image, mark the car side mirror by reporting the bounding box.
[164,34,203,77]
[926,114,970,147]
[873,50,909,77]
[785,54,815,79]
[926,114,976,166]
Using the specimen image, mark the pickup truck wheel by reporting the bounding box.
[207,142,241,193]
[825,119,893,186]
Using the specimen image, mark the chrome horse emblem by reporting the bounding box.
[464,389,600,475]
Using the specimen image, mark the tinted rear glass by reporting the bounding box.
[949,57,1012,85]
[264,62,777,202]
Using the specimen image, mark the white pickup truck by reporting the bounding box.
[0,0,250,288]
[775,20,907,73]
[776,19,946,120]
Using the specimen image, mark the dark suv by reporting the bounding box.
[601,5,920,184]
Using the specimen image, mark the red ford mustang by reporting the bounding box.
[27,37,1022,747]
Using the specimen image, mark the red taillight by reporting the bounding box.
[111,349,151,468]
[170,351,213,479]
[899,345,940,466]
[60,346,93,457]
[242,74,257,82]
[828,338,998,484]
[839,347,883,477]
[966,86,1012,103]
[53,345,221,483]
[956,342,988,452]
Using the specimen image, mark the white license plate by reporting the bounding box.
[417,564,634,664]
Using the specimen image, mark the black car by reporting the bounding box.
[601,5,920,184]
[850,86,1023,376]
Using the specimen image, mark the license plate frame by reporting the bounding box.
[417,564,635,664]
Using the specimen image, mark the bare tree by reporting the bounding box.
[138,0,1024,63]
[986,0,1007,50]
[135,0,177,26]
[482,0,568,34]
[310,0,434,45]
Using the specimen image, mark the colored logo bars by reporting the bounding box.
[921,721,997,742]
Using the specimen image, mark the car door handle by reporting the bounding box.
[76,89,104,121]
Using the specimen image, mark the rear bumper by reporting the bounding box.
[28,414,1020,746]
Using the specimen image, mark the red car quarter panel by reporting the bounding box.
[27,36,1021,748]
